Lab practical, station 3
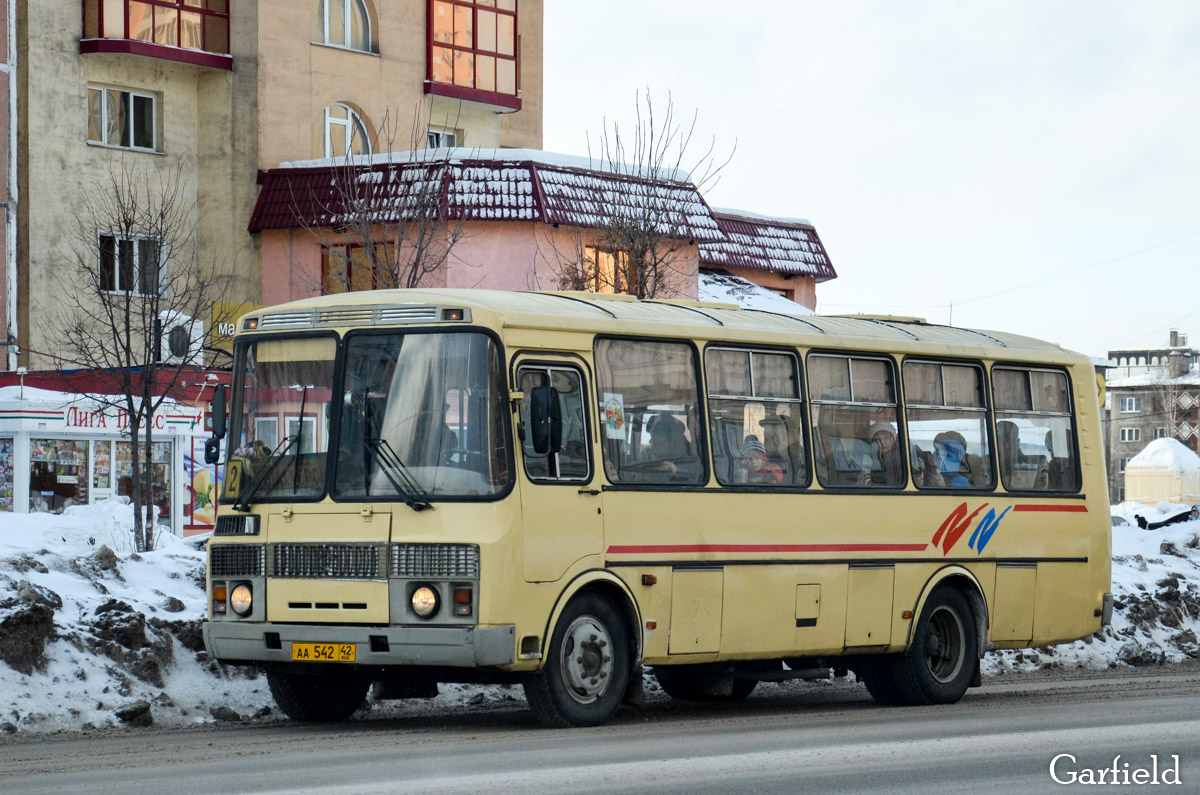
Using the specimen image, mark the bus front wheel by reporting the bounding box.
[891,586,977,705]
[523,592,631,728]
[266,669,368,722]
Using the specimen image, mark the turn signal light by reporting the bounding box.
[213,584,228,614]
[453,587,472,617]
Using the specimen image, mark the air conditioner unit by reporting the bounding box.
[158,311,205,365]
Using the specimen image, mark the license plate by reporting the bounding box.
[291,642,356,662]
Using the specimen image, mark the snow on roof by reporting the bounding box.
[710,206,811,226]
[250,149,722,241]
[1105,363,1200,388]
[280,148,694,183]
[698,209,837,281]
[697,271,816,315]
[1127,437,1200,475]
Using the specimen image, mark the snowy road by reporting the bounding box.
[3,665,1200,793]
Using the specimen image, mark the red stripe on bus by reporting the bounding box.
[606,543,930,555]
[1011,504,1089,513]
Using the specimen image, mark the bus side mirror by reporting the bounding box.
[211,384,227,439]
[529,385,562,455]
[205,385,227,465]
[204,437,221,466]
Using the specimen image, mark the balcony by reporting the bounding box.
[81,0,232,70]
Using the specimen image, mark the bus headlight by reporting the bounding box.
[230,583,253,617]
[411,585,439,618]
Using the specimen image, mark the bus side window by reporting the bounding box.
[706,347,806,487]
[903,360,993,490]
[808,354,903,489]
[993,367,1079,492]
[595,338,706,486]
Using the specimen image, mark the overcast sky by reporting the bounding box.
[542,1,1200,359]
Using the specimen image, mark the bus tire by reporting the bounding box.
[523,592,631,728]
[891,586,977,705]
[653,664,757,702]
[267,669,368,722]
[857,657,905,706]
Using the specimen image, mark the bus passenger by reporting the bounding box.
[871,428,903,485]
[934,431,970,488]
[740,438,783,485]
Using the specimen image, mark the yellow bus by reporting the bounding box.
[202,289,1112,727]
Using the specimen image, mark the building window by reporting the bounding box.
[585,246,634,295]
[99,234,164,295]
[324,103,370,158]
[1155,427,1168,439]
[1119,396,1141,413]
[428,0,519,105]
[321,0,371,51]
[322,244,390,294]
[1118,457,1130,474]
[87,87,156,151]
[427,129,458,149]
[1119,427,1141,443]
[82,0,230,55]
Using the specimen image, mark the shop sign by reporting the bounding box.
[64,406,201,433]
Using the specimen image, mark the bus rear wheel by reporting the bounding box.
[266,669,368,722]
[654,664,757,701]
[891,586,977,705]
[523,592,631,728]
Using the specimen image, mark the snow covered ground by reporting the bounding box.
[1,499,1198,735]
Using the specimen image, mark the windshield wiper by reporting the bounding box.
[364,437,433,512]
[232,433,299,513]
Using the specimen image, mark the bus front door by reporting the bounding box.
[516,361,603,582]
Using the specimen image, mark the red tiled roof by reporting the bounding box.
[248,151,726,243]
[699,210,837,281]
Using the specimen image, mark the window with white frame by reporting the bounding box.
[286,416,319,454]
[320,0,371,51]
[1119,457,1130,474]
[1155,427,1168,439]
[1119,396,1141,413]
[87,87,156,151]
[1119,427,1141,443]
[324,103,370,158]
[254,417,279,450]
[427,128,458,149]
[99,234,164,295]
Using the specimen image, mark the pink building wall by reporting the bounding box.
[260,222,701,305]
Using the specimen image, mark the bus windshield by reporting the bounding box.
[335,330,509,500]
[229,335,338,503]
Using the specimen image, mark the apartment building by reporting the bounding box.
[4,0,543,371]
[1104,330,1200,501]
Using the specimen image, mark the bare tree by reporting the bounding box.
[296,107,472,294]
[54,161,231,551]
[553,90,734,298]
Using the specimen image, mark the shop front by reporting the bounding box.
[0,387,216,537]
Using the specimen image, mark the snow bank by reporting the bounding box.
[2,499,1199,734]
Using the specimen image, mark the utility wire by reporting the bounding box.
[951,229,1200,310]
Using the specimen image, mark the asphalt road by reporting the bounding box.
[3,665,1200,793]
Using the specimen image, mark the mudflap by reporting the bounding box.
[623,663,645,707]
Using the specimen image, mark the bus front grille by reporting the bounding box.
[209,544,266,578]
[272,543,387,580]
[390,543,480,578]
